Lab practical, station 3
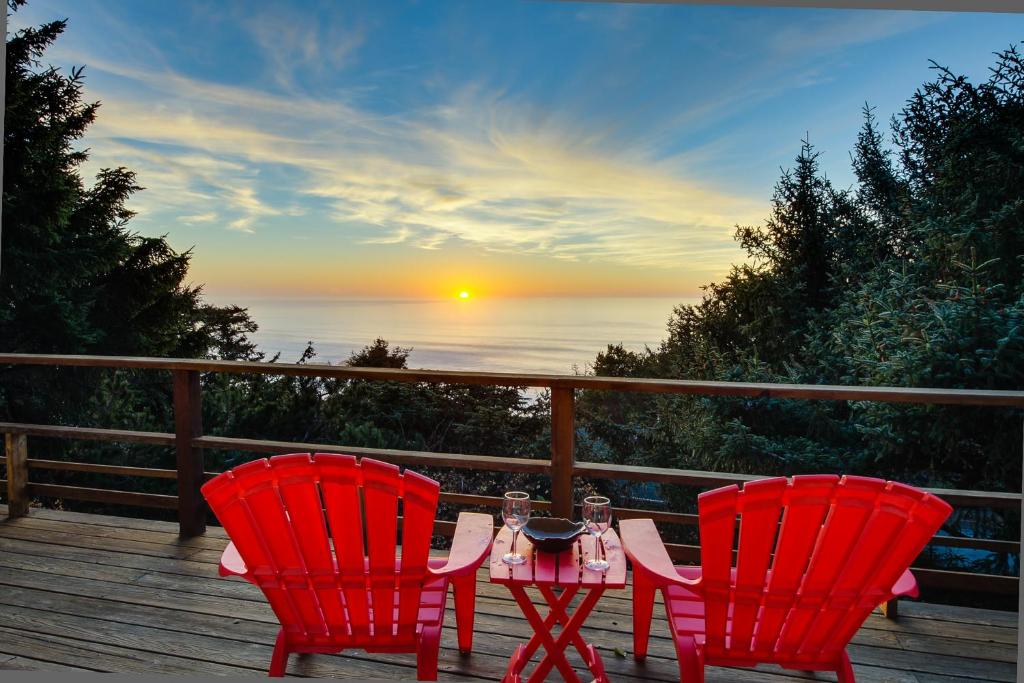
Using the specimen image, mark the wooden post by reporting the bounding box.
[1018,416,1023,683]
[173,369,205,537]
[550,386,575,520]
[5,433,28,518]
[881,597,899,619]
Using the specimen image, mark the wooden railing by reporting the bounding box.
[0,353,1022,601]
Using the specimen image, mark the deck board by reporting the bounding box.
[0,505,1016,681]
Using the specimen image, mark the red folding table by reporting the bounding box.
[489,526,627,683]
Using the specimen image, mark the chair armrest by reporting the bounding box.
[891,568,919,599]
[620,518,701,589]
[428,512,494,579]
[218,541,253,583]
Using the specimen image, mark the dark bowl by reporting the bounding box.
[521,517,587,553]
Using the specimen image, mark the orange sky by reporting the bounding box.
[192,240,725,300]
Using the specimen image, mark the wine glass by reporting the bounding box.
[502,491,531,565]
[582,495,612,572]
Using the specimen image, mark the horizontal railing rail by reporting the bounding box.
[1,353,1022,605]
[0,352,1022,405]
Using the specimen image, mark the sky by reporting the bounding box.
[10,1,1024,301]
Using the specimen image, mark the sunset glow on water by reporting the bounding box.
[236,296,697,375]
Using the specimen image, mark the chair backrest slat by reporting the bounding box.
[318,453,371,638]
[697,485,739,652]
[755,475,838,656]
[203,457,326,639]
[698,475,951,665]
[808,481,951,660]
[731,477,787,653]
[397,469,441,638]
[361,459,403,639]
[774,476,882,656]
[203,454,442,647]
[272,454,348,638]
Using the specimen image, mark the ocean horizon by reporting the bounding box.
[230,296,700,375]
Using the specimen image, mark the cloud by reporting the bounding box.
[11,0,972,301]
[767,11,943,56]
[573,4,643,32]
[59,1,946,272]
[180,212,218,224]
[240,5,367,91]
[362,227,413,245]
[69,51,767,269]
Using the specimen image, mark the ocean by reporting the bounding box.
[233,297,698,375]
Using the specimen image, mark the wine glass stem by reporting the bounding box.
[512,529,518,557]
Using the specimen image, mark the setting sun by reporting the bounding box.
[458,291,471,300]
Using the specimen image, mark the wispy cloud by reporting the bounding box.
[240,5,367,91]
[573,4,643,32]
[180,212,218,224]
[766,11,943,56]
[73,53,764,269]
[43,0,956,281]
[304,92,760,267]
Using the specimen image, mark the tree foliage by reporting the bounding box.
[0,5,260,426]
[578,48,1024,567]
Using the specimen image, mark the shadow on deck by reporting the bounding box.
[0,504,1016,681]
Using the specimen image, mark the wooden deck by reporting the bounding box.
[0,505,1016,681]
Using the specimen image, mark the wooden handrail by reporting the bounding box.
[193,435,550,473]
[26,459,178,479]
[1,352,1023,405]
[5,421,1016,509]
[1,352,1021,602]
[14,455,1022,552]
[574,461,1023,508]
[0,422,176,445]
[25,483,178,509]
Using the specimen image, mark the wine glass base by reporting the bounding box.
[584,559,610,572]
[502,552,527,565]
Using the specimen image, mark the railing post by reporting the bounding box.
[173,369,205,537]
[1018,415,1023,683]
[550,386,575,519]
[5,433,28,518]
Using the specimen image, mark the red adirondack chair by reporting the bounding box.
[620,475,951,682]
[201,453,494,678]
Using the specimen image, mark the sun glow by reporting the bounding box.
[458,290,471,300]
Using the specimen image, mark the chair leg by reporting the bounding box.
[417,624,441,681]
[837,650,856,683]
[268,629,289,677]
[453,573,476,654]
[632,571,657,660]
[674,636,704,683]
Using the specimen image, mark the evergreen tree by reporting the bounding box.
[1,3,260,425]
[346,338,411,368]
[851,105,910,260]
[578,45,1024,562]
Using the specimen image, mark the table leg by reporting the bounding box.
[506,585,582,683]
[528,587,607,683]
[519,585,579,664]
[536,585,593,661]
